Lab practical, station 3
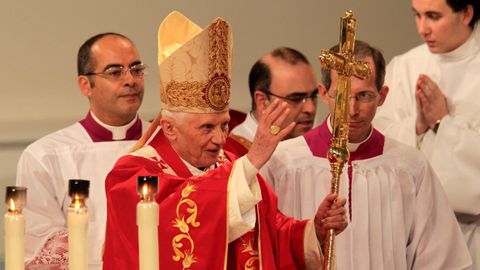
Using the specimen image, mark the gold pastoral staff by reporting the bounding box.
[318,10,370,270]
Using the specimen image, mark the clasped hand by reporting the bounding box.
[415,74,449,134]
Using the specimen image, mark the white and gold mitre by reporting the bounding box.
[158,11,232,113]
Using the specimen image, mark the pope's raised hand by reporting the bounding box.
[247,99,295,169]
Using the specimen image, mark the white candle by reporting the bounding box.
[4,186,26,270]
[67,179,90,270]
[137,176,159,270]
[68,200,88,270]
[5,200,25,270]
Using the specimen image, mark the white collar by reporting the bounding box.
[436,25,480,62]
[90,112,138,140]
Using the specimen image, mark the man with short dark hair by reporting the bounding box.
[16,32,149,269]
[228,47,318,152]
[262,40,471,269]
[374,0,480,266]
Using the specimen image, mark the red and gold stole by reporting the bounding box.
[150,130,231,269]
[151,130,261,270]
[227,222,261,270]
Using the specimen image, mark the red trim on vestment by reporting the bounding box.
[149,129,193,178]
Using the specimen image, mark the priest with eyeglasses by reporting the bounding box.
[261,40,471,269]
[16,32,149,270]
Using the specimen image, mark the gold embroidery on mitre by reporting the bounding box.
[172,182,200,269]
[206,18,230,111]
[161,17,231,112]
[205,74,230,111]
[163,80,206,110]
[208,19,229,77]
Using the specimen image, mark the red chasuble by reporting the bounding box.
[103,130,309,270]
[223,134,250,157]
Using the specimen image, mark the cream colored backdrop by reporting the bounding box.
[0,0,420,260]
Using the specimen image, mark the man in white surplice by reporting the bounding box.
[373,0,480,268]
[261,40,471,269]
[16,33,149,270]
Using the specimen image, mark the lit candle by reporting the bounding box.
[4,186,27,270]
[67,179,90,270]
[137,176,159,270]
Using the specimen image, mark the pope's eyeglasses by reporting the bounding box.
[85,64,148,81]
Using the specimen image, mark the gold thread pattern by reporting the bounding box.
[206,19,230,111]
[245,257,260,270]
[208,19,229,78]
[161,18,231,112]
[172,183,200,269]
[229,134,252,150]
[240,232,259,270]
[163,81,206,109]
[205,74,230,111]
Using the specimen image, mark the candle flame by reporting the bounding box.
[142,184,149,196]
[8,198,15,211]
[74,194,81,209]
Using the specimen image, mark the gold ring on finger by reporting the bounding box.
[270,125,281,135]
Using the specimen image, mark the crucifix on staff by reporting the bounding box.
[318,10,371,270]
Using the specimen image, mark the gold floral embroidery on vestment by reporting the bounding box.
[241,237,256,255]
[240,234,260,270]
[181,183,197,198]
[245,257,260,270]
[172,182,200,269]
